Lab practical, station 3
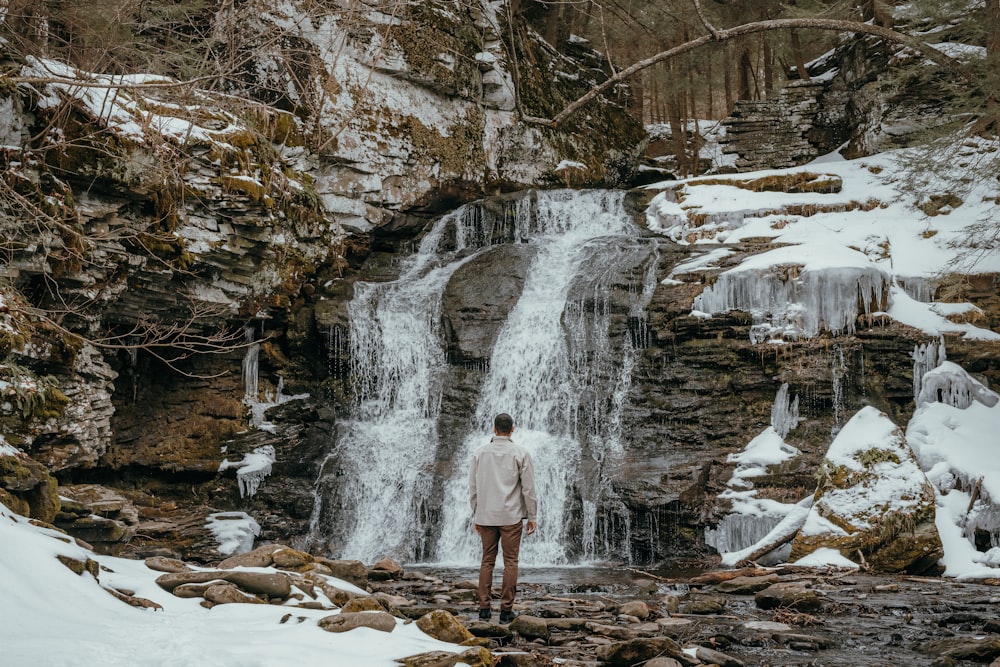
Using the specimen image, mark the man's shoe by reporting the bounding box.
[478,608,492,621]
[499,609,517,624]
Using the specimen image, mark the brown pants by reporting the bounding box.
[477,523,523,610]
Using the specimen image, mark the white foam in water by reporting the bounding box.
[311,210,477,562]
[435,190,654,566]
[308,190,657,565]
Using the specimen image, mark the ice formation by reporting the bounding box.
[917,361,998,409]
[706,383,803,560]
[205,511,261,556]
[692,244,889,343]
[771,382,801,439]
[912,336,947,403]
[218,445,276,499]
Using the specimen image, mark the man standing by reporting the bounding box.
[470,413,537,623]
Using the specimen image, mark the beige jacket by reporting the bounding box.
[470,435,537,526]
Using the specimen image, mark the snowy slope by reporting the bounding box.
[0,501,463,666]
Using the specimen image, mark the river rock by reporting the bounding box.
[715,574,780,594]
[218,544,283,569]
[545,618,590,631]
[223,571,291,599]
[585,622,637,640]
[271,547,313,569]
[921,636,1000,661]
[342,597,384,613]
[396,648,492,667]
[754,581,823,612]
[203,582,263,605]
[319,611,397,634]
[370,556,404,580]
[509,615,550,641]
[415,610,473,643]
[656,617,694,635]
[467,621,513,639]
[374,592,413,609]
[144,556,190,573]
[618,600,650,619]
[644,659,684,667]
[316,558,368,587]
[172,583,214,599]
[741,620,792,632]
[696,645,745,667]
[679,595,727,615]
[595,637,689,667]
[632,578,659,594]
[56,554,100,578]
[156,571,227,592]
[790,407,943,574]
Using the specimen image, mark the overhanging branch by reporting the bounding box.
[525,18,971,130]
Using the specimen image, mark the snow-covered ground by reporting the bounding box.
[0,498,464,666]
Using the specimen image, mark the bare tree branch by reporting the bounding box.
[693,0,720,39]
[525,18,971,129]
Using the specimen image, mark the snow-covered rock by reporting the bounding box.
[791,406,942,573]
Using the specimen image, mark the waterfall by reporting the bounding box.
[307,190,657,565]
[434,190,657,565]
[306,208,478,562]
[830,346,846,436]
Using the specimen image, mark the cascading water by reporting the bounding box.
[435,191,657,565]
[306,210,479,562]
[307,189,658,565]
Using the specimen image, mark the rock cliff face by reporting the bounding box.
[1,5,996,571]
[720,33,963,169]
[0,0,647,559]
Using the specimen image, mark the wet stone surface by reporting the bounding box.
[375,566,1000,666]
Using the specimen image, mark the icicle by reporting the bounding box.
[912,335,946,403]
[770,383,801,439]
[692,246,890,343]
[219,445,276,499]
[241,325,259,405]
[917,361,998,409]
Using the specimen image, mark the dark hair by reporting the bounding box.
[494,413,514,435]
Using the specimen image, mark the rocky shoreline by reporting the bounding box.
[385,565,1000,667]
[106,542,1000,667]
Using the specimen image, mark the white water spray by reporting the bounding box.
[434,190,656,565]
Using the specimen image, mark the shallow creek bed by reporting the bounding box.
[385,565,1000,667]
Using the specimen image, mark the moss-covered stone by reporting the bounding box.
[0,450,60,522]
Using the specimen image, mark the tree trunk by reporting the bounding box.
[763,36,774,97]
[668,93,688,176]
[738,46,752,100]
[790,30,809,80]
[544,3,559,46]
[988,0,1000,57]
[724,43,733,112]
